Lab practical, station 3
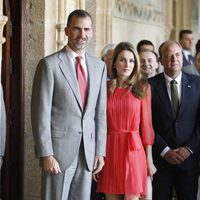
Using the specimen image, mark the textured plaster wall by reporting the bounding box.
[23,0,45,199]
[112,17,166,53]
[112,0,167,53]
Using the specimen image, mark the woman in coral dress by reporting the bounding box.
[96,42,156,200]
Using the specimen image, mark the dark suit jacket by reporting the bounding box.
[182,52,195,67]
[149,72,200,170]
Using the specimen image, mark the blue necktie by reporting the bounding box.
[188,55,194,64]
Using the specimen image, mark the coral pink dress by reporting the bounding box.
[97,85,154,197]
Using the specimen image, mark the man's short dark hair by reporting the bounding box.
[137,40,154,53]
[139,49,159,62]
[179,29,193,40]
[67,9,92,27]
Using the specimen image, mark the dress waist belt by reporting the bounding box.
[109,129,142,150]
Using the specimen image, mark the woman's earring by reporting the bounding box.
[113,65,116,69]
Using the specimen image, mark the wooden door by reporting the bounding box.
[1,0,24,199]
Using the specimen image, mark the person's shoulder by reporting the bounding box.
[182,64,196,74]
[182,71,200,81]
[183,71,197,77]
[40,47,65,62]
[37,48,66,69]
[148,73,163,83]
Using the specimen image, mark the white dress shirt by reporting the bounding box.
[66,45,88,80]
[164,72,182,102]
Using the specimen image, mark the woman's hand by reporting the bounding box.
[147,159,157,180]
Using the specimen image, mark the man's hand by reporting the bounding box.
[175,146,191,160]
[0,157,3,170]
[92,156,104,182]
[164,149,185,165]
[42,155,61,174]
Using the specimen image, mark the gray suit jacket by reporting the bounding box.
[0,83,6,157]
[182,64,200,76]
[31,47,107,171]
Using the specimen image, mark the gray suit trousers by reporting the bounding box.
[41,143,92,200]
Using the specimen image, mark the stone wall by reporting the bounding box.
[23,0,45,199]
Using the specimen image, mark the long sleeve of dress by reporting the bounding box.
[140,85,155,146]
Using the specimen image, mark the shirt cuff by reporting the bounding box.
[160,146,170,157]
[185,146,193,154]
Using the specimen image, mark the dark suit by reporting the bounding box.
[182,52,195,67]
[149,72,200,200]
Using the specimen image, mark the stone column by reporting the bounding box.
[165,0,174,40]
[182,0,192,28]
[56,0,67,50]
[79,0,85,9]
[173,0,192,40]
[96,0,113,56]
[23,0,45,199]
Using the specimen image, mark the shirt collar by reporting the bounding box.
[164,71,182,85]
[182,49,191,57]
[66,45,85,61]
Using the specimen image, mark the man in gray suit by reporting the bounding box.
[31,9,107,200]
[0,83,6,170]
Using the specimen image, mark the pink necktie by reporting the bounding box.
[75,56,87,110]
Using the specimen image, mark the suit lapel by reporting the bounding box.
[84,54,95,113]
[178,73,192,117]
[58,48,83,111]
[156,74,174,118]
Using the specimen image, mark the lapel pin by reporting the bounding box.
[187,85,191,88]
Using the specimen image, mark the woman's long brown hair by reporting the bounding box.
[109,42,148,99]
